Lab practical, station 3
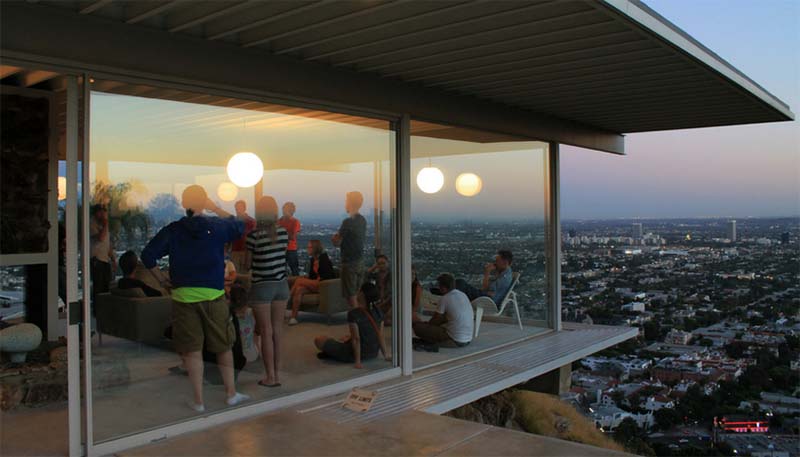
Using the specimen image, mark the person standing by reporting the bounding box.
[89,204,116,302]
[332,191,367,310]
[246,196,289,387]
[230,200,256,273]
[278,201,301,276]
[141,185,250,412]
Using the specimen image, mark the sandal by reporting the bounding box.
[258,380,281,388]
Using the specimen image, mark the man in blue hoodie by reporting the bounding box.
[142,185,249,412]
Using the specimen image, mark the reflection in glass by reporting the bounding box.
[89,81,395,442]
[410,120,549,369]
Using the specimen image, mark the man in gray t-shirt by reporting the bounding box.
[332,191,367,307]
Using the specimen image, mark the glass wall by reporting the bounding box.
[410,120,549,369]
[0,72,70,456]
[88,80,395,442]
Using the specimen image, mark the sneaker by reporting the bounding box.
[288,318,299,326]
[187,401,205,412]
[226,392,250,406]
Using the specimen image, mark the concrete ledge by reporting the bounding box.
[120,410,631,457]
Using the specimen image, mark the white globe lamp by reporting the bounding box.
[226,152,263,188]
[455,173,483,197]
[416,167,444,194]
[217,182,239,202]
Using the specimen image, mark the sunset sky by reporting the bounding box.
[560,0,800,219]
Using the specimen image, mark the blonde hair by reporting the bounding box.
[255,196,279,241]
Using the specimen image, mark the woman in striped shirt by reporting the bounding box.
[245,196,289,387]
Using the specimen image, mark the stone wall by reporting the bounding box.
[1,93,51,254]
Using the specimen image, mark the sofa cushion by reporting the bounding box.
[110,286,146,298]
[133,262,168,295]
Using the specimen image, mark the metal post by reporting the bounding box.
[64,75,82,457]
[546,142,562,331]
[81,74,95,454]
[396,115,413,375]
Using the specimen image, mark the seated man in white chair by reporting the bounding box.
[455,250,514,303]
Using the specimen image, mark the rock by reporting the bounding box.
[0,377,27,411]
[0,323,43,363]
[447,391,520,430]
[49,347,68,369]
[554,414,571,433]
[24,380,67,406]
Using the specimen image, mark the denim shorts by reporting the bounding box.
[250,279,290,306]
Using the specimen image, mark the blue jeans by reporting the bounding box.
[455,278,486,302]
[286,250,299,276]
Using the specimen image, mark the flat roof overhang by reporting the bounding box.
[0,1,794,155]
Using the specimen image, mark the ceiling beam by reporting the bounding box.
[308,1,554,66]
[275,1,479,56]
[242,0,405,49]
[79,0,112,15]
[405,32,653,87]
[207,0,333,42]
[476,63,693,97]
[430,52,673,93]
[20,69,59,87]
[168,1,253,33]
[0,65,22,78]
[126,0,186,25]
[357,8,602,72]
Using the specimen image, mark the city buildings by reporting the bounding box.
[729,220,738,242]
[0,1,795,456]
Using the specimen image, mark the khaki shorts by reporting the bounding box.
[340,261,364,299]
[172,296,235,354]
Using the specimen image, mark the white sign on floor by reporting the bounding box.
[343,388,377,412]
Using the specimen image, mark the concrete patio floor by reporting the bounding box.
[120,409,630,457]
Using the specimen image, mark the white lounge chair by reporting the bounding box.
[472,272,522,338]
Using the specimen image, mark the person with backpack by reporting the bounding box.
[203,284,249,385]
[313,282,390,368]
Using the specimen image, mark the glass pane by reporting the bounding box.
[410,120,549,369]
[88,80,395,442]
[1,75,70,456]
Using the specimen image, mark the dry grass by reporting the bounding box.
[512,390,626,453]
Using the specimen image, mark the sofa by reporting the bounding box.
[95,287,172,346]
[293,277,349,318]
[95,264,172,346]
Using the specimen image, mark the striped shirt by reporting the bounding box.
[246,226,288,282]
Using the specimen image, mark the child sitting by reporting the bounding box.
[231,284,260,364]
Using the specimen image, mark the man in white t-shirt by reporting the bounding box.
[412,273,473,348]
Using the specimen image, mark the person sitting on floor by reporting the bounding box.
[455,249,514,303]
[288,240,335,325]
[366,253,392,314]
[413,273,473,349]
[314,282,390,368]
[117,251,163,297]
